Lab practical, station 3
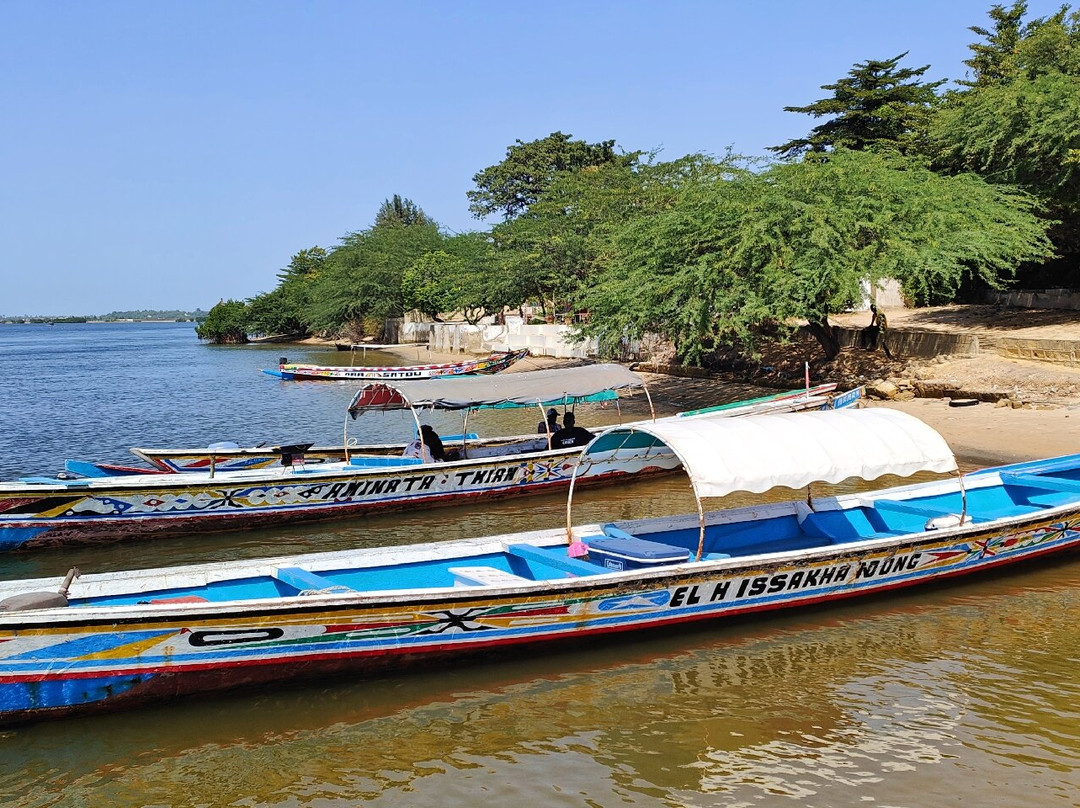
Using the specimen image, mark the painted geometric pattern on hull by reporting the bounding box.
[1,456,599,523]
[3,517,1077,716]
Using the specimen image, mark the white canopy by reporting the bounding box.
[349,364,646,413]
[583,408,957,499]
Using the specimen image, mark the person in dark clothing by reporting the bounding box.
[405,424,446,462]
[549,411,593,448]
[420,424,446,462]
[538,407,560,434]
[859,303,893,358]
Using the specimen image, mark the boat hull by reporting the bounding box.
[1,499,1078,725]
[268,348,529,381]
[3,388,857,548]
[0,447,679,550]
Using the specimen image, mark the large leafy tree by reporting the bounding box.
[374,195,432,228]
[246,247,326,336]
[491,153,713,320]
[195,299,250,344]
[401,234,504,324]
[468,131,636,220]
[930,3,1080,262]
[959,1,1030,87]
[772,54,945,158]
[581,149,1054,362]
[401,251,459,321]
[305,202,443,333]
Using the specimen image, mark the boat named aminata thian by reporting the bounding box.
[4,367,852,551]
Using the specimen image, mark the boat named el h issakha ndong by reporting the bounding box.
[2,408,1079,725]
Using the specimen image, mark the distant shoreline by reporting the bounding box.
[0,318,199,324]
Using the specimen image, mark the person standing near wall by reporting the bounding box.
[870,303,894,359]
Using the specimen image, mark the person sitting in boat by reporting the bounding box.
[537,407,560,435]
[549,411,593,449]
[403,425,446,462]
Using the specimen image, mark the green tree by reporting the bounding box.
[305,219,444,333]
[772,54,945,158]
[930,4,1080,261]
[195,299,250,344]
[401,234,503,325]
[402,251,459,321]
[468,131,636,220]
[246,247,326,336]
[374,195,432,228]
[581,149,1054,362]
[493,153,730,322]
[960,1,1030,86]
[442,232,503,323]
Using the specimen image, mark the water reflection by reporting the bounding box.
[2,562,1079,807]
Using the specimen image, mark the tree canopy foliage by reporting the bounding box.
[771,53,945,158]
[931,2,1080,257]
[467,131,637,220]
[213,3,1074,365]
[195,299,250,344]
[579,149,1052,360]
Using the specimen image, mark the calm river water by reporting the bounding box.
[1,322,1078,807]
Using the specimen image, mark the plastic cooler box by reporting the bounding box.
[586,535,689,571]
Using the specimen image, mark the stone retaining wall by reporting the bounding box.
[996,338,1080,366]
[833,326,980,358]
[835,325,1080,365]
[985,289,1080,310]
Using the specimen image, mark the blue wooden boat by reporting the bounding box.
[1,408,1078,725]
[129,382,848,472]
[3,367,849,550]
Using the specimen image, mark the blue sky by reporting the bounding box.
[0,0,1065,316]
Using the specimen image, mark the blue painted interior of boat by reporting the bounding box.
[71,548,600,608]
[63,460,114,478]
[629,514,824,557]
[967,452,1080,478]
[17,477,94,486]
[505,543,600,577]
[57,471,1080,610]
[348,456,425,467]
[274,567,355,593]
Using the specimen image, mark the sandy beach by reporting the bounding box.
[869,397,1080,465]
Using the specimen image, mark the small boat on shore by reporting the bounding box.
[263,348,529,381]
[2,369,852,551]
[2,408,1079,725]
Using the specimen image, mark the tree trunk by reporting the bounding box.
[806,319,841,360]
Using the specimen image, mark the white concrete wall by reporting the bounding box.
[858,278,906,310]
[398,317,600,359]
